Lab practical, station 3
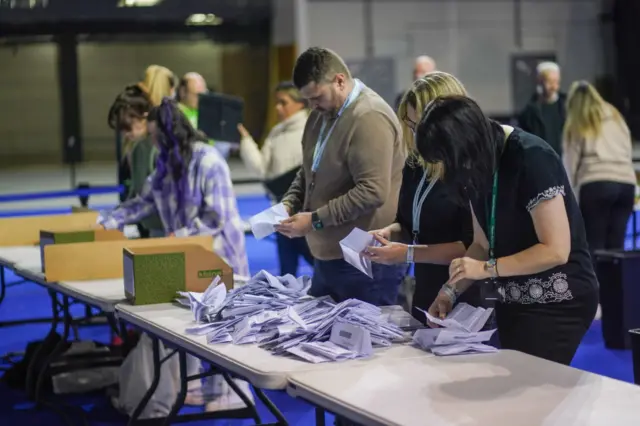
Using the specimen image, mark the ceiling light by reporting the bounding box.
[118,0,162,7]
[186,13,223,26]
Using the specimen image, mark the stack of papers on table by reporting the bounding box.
[248,203,289,240]
[413,303,497,356]
[178,270,409,362]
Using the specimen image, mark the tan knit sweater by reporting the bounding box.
[563,108,636,193]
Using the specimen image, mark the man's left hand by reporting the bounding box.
[275,212,312,238]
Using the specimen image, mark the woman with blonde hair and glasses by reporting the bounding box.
[365,72,481,323]
[563,81,636,256]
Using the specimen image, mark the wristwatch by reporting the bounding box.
[485,258,498,279]
[406,245,415,264]
[311,211,323,231]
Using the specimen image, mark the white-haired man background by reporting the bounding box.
[518,61,566,156]
[394,55,437,111]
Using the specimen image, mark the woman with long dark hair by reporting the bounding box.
[420,95,598,365]
[101,96,252,412]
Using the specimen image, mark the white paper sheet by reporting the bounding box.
[249,203,289,240]
[339,228,379,278]
[419,303,494,333]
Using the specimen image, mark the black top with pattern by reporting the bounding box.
[471,128,597,304]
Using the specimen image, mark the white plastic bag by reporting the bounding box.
[113,333,180,419]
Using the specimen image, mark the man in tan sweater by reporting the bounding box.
[276,47,406,306]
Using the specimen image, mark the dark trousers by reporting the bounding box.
[276,234,314,276]
[495,290,598,365]
[311,258,405,306]
[580,181,635,253]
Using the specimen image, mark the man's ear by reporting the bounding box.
[334,73,347,89]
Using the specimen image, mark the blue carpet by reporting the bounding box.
[0,195,636,425]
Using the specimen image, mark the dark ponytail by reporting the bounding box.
[107,83,153,131]
[148,98,206,223]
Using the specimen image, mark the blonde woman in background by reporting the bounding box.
[563,81,636,255]
[238,81,314,276]
[563,81,636,338]
[140,64,178,106]
[365,72,482,323]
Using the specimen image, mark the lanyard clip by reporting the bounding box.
[412,231,419,245]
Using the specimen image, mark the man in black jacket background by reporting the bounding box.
[518,61,566,156]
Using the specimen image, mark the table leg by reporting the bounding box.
[633,211,638,250]
[315,407,327,426]
[161,351,188,426]
[221,372,262,424]
[128,337,163,425]
[34,295,72,404]
[254,387,289,425]
[0,266,6,305]
[25,289,61,399]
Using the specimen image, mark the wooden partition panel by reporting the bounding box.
[43,235,213,282]
[0,212,99,247]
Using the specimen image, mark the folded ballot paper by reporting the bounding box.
[248,203,289,240]
[413,303,497,356]
[179,270,409,362]
[339,228,381,278]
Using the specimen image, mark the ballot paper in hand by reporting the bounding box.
[421,303,494,333]
[339,228,380,278]
[249,203,289,240]
[414,303,497,356]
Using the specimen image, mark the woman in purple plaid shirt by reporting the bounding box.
[102,94,252,413]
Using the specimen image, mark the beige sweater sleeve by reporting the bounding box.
[239,133,273,179]
[317,111,396,227]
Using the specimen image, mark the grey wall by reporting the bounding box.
[0,39,268,167]
[308,0,605,114]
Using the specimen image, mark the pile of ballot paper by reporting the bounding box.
[412,303,497,356]
[177,270,409,363]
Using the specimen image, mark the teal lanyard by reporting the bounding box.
[487,170,499,260]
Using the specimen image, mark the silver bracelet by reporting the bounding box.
[441,284,457,304]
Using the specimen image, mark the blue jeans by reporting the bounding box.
[276,233,314,276]
[311,258,406,306]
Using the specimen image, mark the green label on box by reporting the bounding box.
[198,269,222,279]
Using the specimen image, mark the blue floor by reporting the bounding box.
[0,194,635,425]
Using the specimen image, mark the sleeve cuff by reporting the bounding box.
[174,227,191,238]
[316,205,334,228]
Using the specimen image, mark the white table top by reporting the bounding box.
[12,262,126,312]
[115,303,428,390]
[0,245,40,269]
[288,350,640,426]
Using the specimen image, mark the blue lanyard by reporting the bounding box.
[312,79,364,172]
[412,171,437,243]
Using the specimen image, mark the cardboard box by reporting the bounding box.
[39,228,126,272]
[123,244,233,305]
[42,235,213,282]
[0,212,99,247]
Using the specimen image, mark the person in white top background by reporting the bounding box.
[238,81,314,276]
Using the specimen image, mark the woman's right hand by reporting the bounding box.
[426,288,454,327]
[369,227,392,240]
